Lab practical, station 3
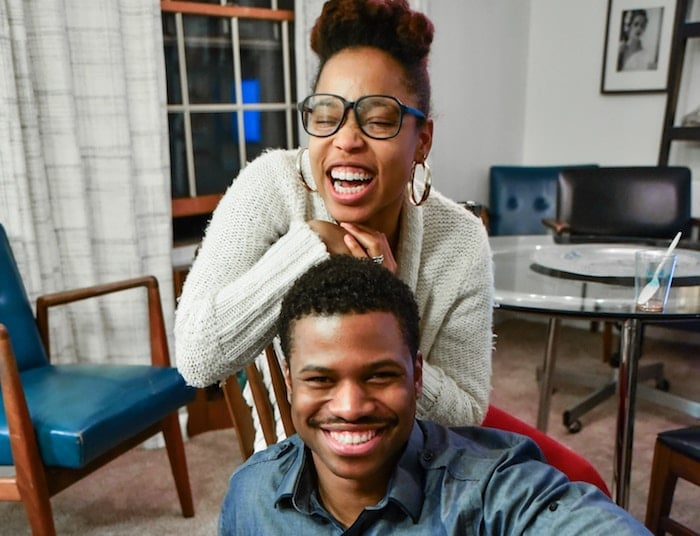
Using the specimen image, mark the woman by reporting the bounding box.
[175,0,493,448]
[617,9,657,72]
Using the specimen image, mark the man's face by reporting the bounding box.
[284,311,422,490]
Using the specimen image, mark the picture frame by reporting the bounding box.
[601,0,678,94]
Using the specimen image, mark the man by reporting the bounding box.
[220,256,649,534]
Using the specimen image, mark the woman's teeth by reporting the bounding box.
[330,170,373,194]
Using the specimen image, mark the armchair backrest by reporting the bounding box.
[557,167,692,240]
[0,224,49,371]
[489,165,598,236]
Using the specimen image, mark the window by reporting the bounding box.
[161,0,297,245]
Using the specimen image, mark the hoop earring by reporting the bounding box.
[408,160,431,206]
[295,147,316,193]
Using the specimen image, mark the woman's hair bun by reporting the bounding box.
[310,0,434,69]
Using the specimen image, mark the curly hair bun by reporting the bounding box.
[310,0,434,68]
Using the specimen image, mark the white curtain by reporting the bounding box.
[0,0,174,365]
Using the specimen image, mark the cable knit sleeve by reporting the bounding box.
[410,197,494,426]
[174,150,330,387]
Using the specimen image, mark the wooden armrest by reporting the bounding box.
[35,275,169,367]
[542,218,570,234]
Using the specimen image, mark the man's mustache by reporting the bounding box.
[309,415,398,427]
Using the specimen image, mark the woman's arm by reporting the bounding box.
[415,212,494,426]
[174,150,330,387]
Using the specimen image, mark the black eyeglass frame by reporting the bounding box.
[297,93,426,140]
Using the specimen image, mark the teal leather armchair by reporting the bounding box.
[0,223,195,534]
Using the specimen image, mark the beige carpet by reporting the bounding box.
[0,316,697,533]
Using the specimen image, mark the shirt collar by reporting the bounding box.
[273,423,427,523]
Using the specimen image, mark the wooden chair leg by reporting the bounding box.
[161,412,195,517]
[16,473,56,536]
[221,374,256,460]
[2,330,57,535]
[602,322,615,363]
[645,440,677,535]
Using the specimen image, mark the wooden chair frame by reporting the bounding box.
[0,276,194,535]
[221,344,294,460]
[645,435,700,536]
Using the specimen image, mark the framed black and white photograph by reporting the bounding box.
[601,0,677,94]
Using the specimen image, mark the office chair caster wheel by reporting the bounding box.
[563,411,583,434]
[656,378,670,391]
[567,420,582,434]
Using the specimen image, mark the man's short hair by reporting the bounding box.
[278,255,420,360]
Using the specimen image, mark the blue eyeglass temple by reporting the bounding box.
[401,103,426,120]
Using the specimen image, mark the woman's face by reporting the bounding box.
[628,14,647,42]
[308,47,433,234]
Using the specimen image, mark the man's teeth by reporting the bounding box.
[329,430,377,445]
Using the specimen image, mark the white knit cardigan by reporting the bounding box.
[174,148,494,426]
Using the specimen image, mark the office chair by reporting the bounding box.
[645,426,700,536]
[541,166,700,432]
[543,166,699,245]
[0,223,195,535]
[221,343,610,495]
[488,164,598,236]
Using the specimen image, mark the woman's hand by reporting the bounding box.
[307,220,352,255]
[340,222,398,273]
[307,220,397,273]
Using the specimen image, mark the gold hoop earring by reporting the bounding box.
[408,160,431,206]
[295,147,316,193]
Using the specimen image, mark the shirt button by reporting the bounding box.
[422,451,434,462]
[548,502,558,512]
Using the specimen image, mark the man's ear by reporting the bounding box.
[414,350,423,398]
[284,360,293,403]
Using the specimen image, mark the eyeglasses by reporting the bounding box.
[298,93,426,140]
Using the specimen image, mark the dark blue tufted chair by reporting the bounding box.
[0,223,195,534]
[488,165,598,236]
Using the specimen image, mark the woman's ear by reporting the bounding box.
[414,119,433,163]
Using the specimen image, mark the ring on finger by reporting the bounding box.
[371,254,384,265]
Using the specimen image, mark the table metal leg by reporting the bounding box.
[537,317,560,432]
[612,318,642,508]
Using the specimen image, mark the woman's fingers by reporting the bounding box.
[340,223,397,273]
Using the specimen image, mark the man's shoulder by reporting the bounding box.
[421,419,540,450]
[230,435,302,484]
[417,420,544,477]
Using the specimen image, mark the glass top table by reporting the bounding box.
[490,235,700,507]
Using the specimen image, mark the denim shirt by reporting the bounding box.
[219,420,649,535]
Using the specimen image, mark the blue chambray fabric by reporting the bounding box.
[219,420,649,535]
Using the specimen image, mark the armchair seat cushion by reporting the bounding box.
[0,364,195,468]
